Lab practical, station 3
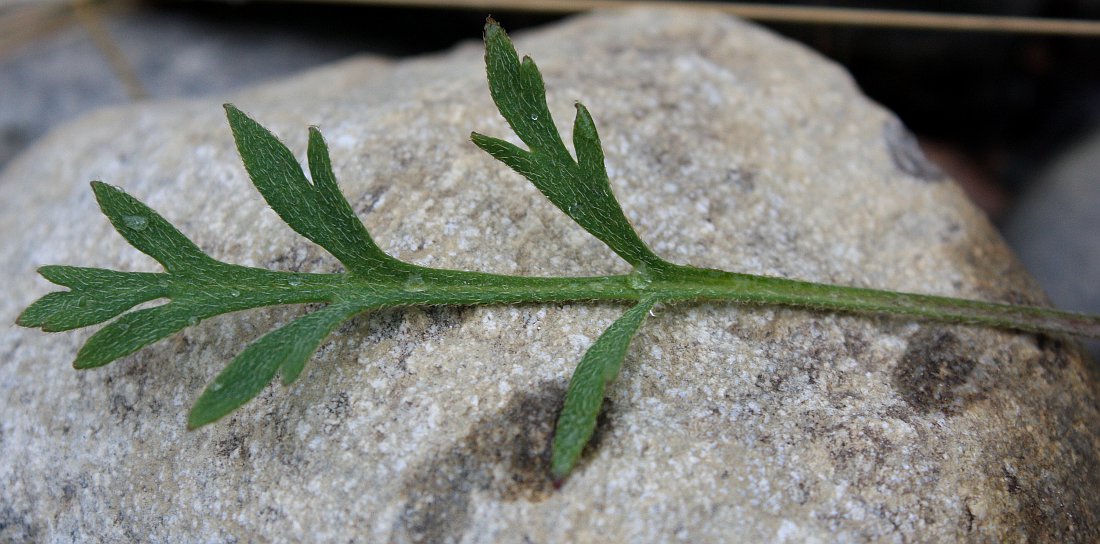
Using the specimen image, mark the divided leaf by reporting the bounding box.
[17,267,166,331]
[92,181,216,273]
[551,298,656,481]
[226,105,409,278]
[187,301,369,429]
[73,302,209,369]
[473,20,669,272]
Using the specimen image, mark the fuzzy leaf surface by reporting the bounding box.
[473,21,669,272]
[187,301,370,429]
[551,298,656,480]
[226,105,408,278]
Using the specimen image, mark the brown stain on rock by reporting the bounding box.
[394,380,615,543]
[893,329,978,415]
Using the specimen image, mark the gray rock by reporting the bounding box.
[2,9,1097,542]
[1003,129,1100,361]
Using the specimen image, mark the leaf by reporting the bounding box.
[551,298,656,481]
[187,301,368,429]
[473,20,669,272]
[92,181,215,273]
[73,302,202,369]
[17,267,166,331]
[225,105,408,278]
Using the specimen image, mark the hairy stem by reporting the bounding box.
[226,264,1099,338]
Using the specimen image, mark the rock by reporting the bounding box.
[1003,128,1100,361]
[2,9,1097,542]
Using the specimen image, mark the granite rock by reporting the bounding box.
[2,9,1099,543]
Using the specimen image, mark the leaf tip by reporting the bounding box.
[185,411,209,431]
[223,103,251,132]
[483,17,513,55]
[187,391,227,430]
[14,310,34,328]
[484,15,501,34]
[550,448,579,484]
[89,180,114,200]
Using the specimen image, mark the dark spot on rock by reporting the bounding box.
[354,185,389,216]
[842,330,868,359]
[257,406,300,469]
[883,404,913,425]
[395,381,602,543]
[109,392,135,420]
[264,250,335,274]
[216,431,249,462]
[357,307,470,379]
[420,306,469,333]
[755,368,787,392]
[2,338,21,363]
[893,330,977,415]
[828,426,893,485]
[725,167,756,191]
[963,501,976,533]
[1002,464,1021,494]
[322,392,351,435]
[1035,335,1070,372]
[883,119,946,182]
[0,506,40,542]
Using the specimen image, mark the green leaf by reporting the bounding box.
[17,267,167,331]
[187,301,368,429]
[73,302,204,369]
[91,181,215,273]
[225,105,407,278]
[551,298,656,482]
[474,20,669,272]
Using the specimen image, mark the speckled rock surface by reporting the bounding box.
[2,9,1098,543]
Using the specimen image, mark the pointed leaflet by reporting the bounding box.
[19,182,207,332]
[551,298,657,481]
[472,21,668,271]
[187,302,368,429]
[225,105,407,277]
[17,266,166,331]
[92,181,215,273]
[73,302,208,369]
